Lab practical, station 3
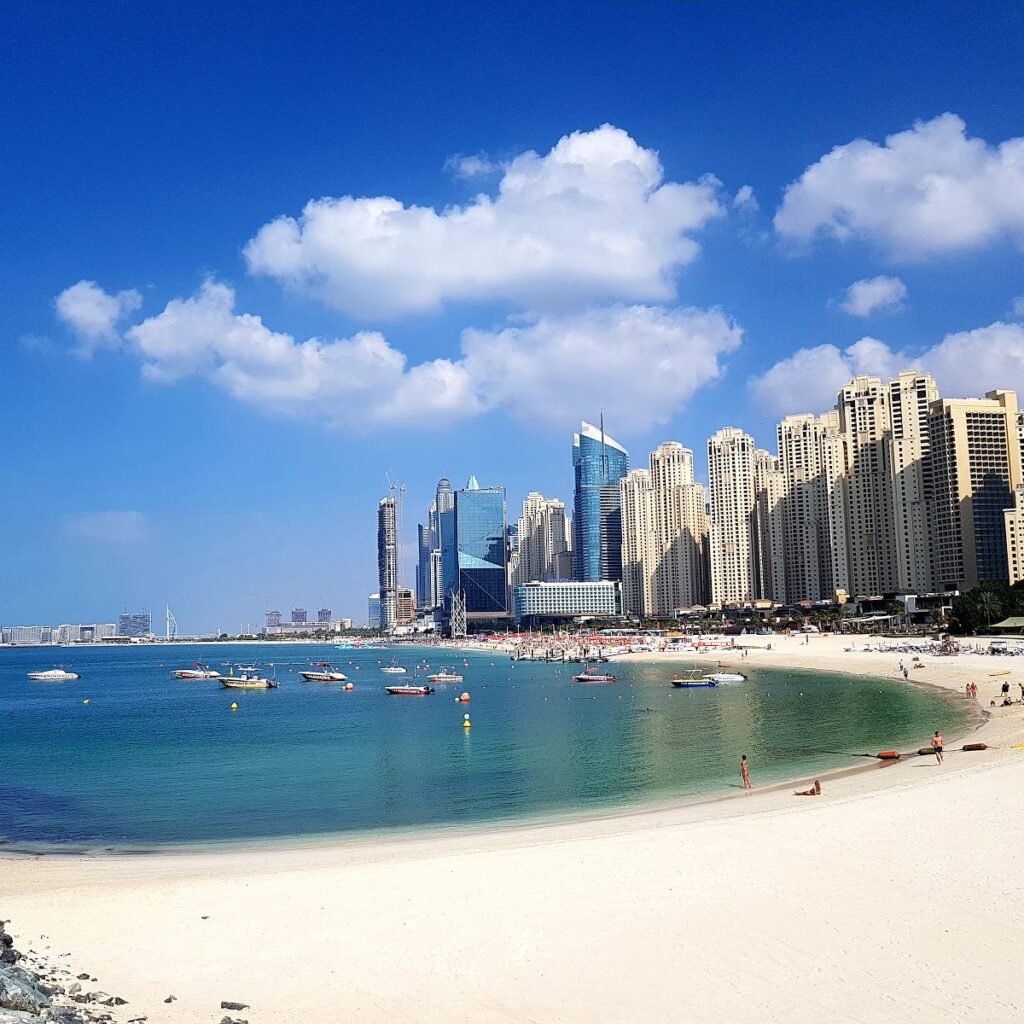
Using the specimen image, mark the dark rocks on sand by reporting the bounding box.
[162,996,175,1003]
[220,1002,249,1011]
[0,965,52,1014]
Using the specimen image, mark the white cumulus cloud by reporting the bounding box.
[774,113,1024,257]
[445,152,503,179]
[112,280,739,432]
[840,275,907,316]
[1012,294,1024,318]
[55,280,142,354]
[749,321,1024,417]
[243,124,724,319]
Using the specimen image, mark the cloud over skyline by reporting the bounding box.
[104,280,743,432]
[243,125,724,319]
[749,322,1024,416]
[774,114,1024,258]
[840,275,907,316]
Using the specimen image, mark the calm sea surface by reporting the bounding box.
[0,642,971,848]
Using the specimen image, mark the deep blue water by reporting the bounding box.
[0,643,971,847]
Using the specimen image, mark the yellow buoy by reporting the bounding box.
[230,702,239,711]
[82,699,89,704]
[463,713,471,728]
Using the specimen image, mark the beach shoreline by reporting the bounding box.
[5,632,1024,1022]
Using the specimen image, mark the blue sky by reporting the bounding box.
[3,1,1024,631]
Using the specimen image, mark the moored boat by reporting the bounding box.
[381,659,407,674]
[27,667,79,681]
[300,662,348,682]
[385,683,435,695]
[703,671,747,684]
[671,669,716,688]
[572,667,616,682]
[426,666,464,683]
[173,663,220,679]
[217,665,278,689]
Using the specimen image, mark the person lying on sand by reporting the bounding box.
[794,780,821,796]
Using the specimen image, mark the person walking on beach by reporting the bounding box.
[932,730,944,764]
[740,754,752,790]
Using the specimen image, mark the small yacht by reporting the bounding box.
[426,666,464,683]
[671,669,716,688]
[27,667,79,681]
[572,667,616,682]
[300,662,348,682]
[218,666,279,689]
[703,671,747,684]
[385,683,435,695]
[381,659,407,675]
[173,663,220,679]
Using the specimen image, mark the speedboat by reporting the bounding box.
[173,663,220,679]
[703,671,747,684]
[426,667,464,683]
[218,667,279,689]
[671,670,716,688]
[300,662,348,682]
[385,683,435,695]
[27,667,79,681]
[572,668,616,682]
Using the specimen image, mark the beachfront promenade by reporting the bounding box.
[5,633,1024,1023]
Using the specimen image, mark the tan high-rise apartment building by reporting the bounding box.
[620,442,708,616]
[929,390,1022,590]
[513,492,572,586]
[837,376,896,598]
[753,449,787,603]
[708,428,756,604]
[886,371,940,593]
[776,411,850,604]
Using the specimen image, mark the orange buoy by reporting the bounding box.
[962,742,987,752]
[877,750,901,760]
[459,692,470,702]
[344,682,354,691]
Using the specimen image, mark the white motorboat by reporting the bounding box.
[703,671,747,684]
[173,663,220,679]
[426,667,464,683]
[381,659,407,674]
[217,665,279,689]
[300,662,348,682]
[27,667,79,681]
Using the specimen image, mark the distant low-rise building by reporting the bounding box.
[512,580,621,626]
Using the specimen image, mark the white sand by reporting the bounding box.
[5,634,1024,1023]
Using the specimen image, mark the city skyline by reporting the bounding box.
[5,4,1024,629]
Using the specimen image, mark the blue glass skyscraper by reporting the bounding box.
[573,420,629,581]
[440,474,509,628]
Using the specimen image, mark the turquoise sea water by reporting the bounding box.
[0,643,971,848]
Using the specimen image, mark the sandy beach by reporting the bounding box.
[5,633,1024,1023]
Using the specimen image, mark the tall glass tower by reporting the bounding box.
[573,420,629,581]
[440,475,509,628]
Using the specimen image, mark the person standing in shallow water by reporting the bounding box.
[740,754,752,790]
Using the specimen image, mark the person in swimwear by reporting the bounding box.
[794,780,821,796]
[740,754,751,790]
[932,730,944,764]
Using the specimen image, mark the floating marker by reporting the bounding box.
[230,702,239,711]
[463,713,471,729]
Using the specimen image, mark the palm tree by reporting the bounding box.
[976,590,1002,634]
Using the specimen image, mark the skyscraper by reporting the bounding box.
[117,610,152,637]
[620,442,708,616]
[929,390,1021,590]
[513,492,572,586]
[573,420,629,582]
[440,475,509,630]
[377,495,397,629]
[708,428,757,604]
[886,371,940,594]
[837,376,897,597]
